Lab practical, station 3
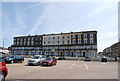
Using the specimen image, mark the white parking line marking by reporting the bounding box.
[102,63,107,64]
[85,62,91,63]
[69,63,75,68]
[85,64,88,70]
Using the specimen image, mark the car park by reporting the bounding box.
[101,56,107,62]
[41,57,57,66]
[0,60,8,81]
[3,55,24,63]
[27,55,46,66]
[84,57,91,61]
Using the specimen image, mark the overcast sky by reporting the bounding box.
[1,0,119,52]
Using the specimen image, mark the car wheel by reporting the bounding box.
[0,72,6,81]
[28,64,30,66]
[36,63,39,66]
[11,60,14,64]
[37,62,40,66]
[20,60,23,63]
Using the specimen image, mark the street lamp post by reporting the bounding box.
[2,39,5,54]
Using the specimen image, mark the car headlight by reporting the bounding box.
[48,61,52,63]
[9,58,12,60]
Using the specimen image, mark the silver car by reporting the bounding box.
[27,55,45,66]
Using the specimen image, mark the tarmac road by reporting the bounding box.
[6,58,118,79]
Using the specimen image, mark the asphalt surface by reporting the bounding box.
[6,58,118,79]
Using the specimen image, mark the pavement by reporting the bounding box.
[6,58,118,79]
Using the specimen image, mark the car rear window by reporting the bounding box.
[32,56,39,59]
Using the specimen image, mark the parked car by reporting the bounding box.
[41,57,57,66]
[57,56,65,60]
[27,55,46,66]
[0,55,6,59]
[101,56,107,62]
[0,60,8,81]
[3,55,24,63]
[84,57,91,61]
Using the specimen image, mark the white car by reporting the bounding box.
[27,55,45,66]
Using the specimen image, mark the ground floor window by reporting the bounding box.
[65,51,68,56]
[89,51,94,57]
[54,52,58,56]
[76,52,82,57]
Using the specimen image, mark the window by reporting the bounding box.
[90,34,93,38]
[78,46,81,49]
[84,34,87,38]
[17,38,20,41]
[48,47,50,49]
[44,42,46,44]
[62,47,65,49]
[90,38,94,43]
[78,40,81,44]
[24,38,26,41]
[53,37,55,39]
[35,42,38,45]
[28,38,30,41]
[40,38,42,40]
[35,38,38,40]
[24,42,26,45]
[48,37,50,40]
[78,35,81,38]
[53,41,55,44]
[31,41,34,45]
[20,42,22,45]
[58,37,60,39]
[58,41,59,44]
[72,35,75,38]
[14,38,16,41]
[62,41,64,44]
[17,42,19,45]
[67,40,70,44]
[72,40,75,44]
[20,38,22,41]
[13,42,16,45]
[31,37,34,40]
[39,42,41,44]
[83,46,87,49]
[63,36,64,39]
[68,36,70,38]
[72,46,76,49]
[48,41,50,44]
[27,41,30,45]
[84,38,87,43]
[90,46,94,49]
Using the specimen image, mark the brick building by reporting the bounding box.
[103,42,120,57]
[10,31,97,57]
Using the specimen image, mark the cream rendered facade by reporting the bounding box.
[43,34,72,45]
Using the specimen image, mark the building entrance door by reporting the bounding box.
[83,52,86,57]
[60,52,63,56]
[71,52,74,57]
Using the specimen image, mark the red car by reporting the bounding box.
[41,57,57,66]
[0,60,8,81]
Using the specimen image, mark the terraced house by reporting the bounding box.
[10,31,97,57]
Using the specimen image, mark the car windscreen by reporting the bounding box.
[31,56,39,59]
[45,58,52,60]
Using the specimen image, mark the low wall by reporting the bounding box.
[2,54,118,61]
